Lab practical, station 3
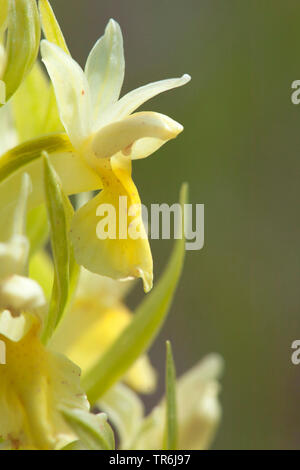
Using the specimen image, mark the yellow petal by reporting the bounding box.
[92,111,183,161]
[99,74,191,126]
[98,383,144,450]
[77,267,135,307]
[41,40,92,148]
[0,311,89,449]
[50,297,156,394]
[70,155,153,292]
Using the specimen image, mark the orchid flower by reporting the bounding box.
[40,19,190,291]
[99,354,223,450]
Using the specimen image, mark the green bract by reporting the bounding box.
[1,0,40,103]
[41,153,79,344]
[163,341,178,450]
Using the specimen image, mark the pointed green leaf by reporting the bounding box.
[163,341,178,450]
[41,152,79,343]
[2,0,40,102]
[39,0,70,55]
[61,409,115,450]
[82,183,188,403]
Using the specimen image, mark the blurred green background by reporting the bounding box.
[51,0,300,449]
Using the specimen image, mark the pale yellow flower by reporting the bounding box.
[40,19,190,291]
[0,175,96,450]
[0,311,88,450]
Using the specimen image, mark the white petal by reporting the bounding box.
[40,40,92,148]
[85,19,124,124]
[92,111,183,160]
[0,274,46,312]
[99,74,191,126]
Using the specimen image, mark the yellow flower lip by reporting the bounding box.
[91,111,183,160]
[0,310,89,450]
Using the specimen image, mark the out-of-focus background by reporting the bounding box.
[51,0,300,449]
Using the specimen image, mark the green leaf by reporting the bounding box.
[82,183,188,403]
[41,152,79,344]
[2,0,40,102]
[61,409,115,450]
[0,133,72,184]
[39,0,70,55]
[163,341,178,450]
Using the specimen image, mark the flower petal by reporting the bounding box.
[0,140,102,242]
[41,40,92,148]
[70,156,153,292]
[134,354,223,450]
[85,19,124,124]
[76,267,135,307]
[99,74,191,126]
[92,111,183,160]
